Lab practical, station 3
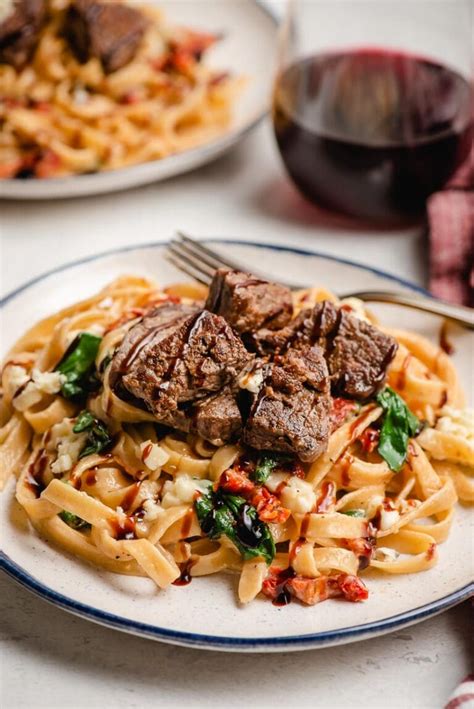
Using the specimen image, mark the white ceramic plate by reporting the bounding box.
[1,241,472,652]
[0,1,277,200]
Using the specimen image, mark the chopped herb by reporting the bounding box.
[342,509,366,518]
[58,510,91,530]
[73,410,112,459]
[376,387,420,472]
[55,332,102,400]
[251,452,291,485]
[195,488,275,565]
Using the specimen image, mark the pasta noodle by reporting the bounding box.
[1,275,471,607]
[0,1,242,179]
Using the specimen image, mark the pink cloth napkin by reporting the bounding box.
[427,147,474,307]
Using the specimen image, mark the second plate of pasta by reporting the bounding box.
[1,240,472,651]
[0,0,277,199]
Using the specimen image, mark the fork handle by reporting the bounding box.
[343,290,474,330]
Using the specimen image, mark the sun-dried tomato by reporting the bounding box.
[288,573,369,605]
[250,486,290,524]
[337,573,369,602]
[218,469,255,496]
[34,150,60,178]
[359,427,380,453]
[342,536,375,571]
[262,566,295,602]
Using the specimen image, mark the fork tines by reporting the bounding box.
[164,231,242,285]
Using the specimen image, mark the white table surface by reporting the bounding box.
[0,117,471,708]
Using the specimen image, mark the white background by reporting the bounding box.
[0,1,471,706]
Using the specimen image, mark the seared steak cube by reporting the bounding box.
[206,269,293,334]
[312,301,398,399]
[193,387,242,445]
[64,0,148,73]
[109,301,199,389]
[250,308,316,355]
[0,0,45,68]
[244,346,331,462]
[252,299,397,400]
[110,304,252,426]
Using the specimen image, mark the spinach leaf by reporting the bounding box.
[55,332,102,400]
[376,387,420,472]
[195,488,275,565]
[73,410,112,459]
[58,510,91,531]
[342,509,366,518]
[251,452,290,485]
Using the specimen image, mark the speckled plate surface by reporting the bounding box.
[1,241,473,651]
[0,1,277,200]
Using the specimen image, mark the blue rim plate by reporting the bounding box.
[1,240,472,652]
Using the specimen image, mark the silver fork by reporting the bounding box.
[165,232,474,329]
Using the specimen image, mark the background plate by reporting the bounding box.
[0,0,277,200]
[1,241,472,651]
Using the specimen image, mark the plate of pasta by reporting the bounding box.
[0,0,277,199]
[1,240,473,652]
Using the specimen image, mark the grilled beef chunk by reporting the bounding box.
[205,269,293,335]
[250,308,315,355]
[252,300,397,400]
[110,303,252,440]
[109,301,199,390]
[0,0,45,68]
[193,387,242,445]
[63,0,147,73]
[311,301,398,399]
[243,346,331,462]
[147,387,243,446]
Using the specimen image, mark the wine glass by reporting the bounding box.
[272,0,473,223]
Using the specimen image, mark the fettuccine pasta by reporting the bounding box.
[1,275,471,607]
[0,0,242,179]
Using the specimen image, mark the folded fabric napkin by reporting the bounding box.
[444,674,474,709]
[428,147,474,307]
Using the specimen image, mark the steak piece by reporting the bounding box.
[0,0,45,68]
[243,345,331,462]
[252,300,397,400]
[193,387,242,445]
[63,0,148,73]
[109,301,199,390]
[149,387,243,446]
[205,269,293,335]
[110,303,252,437]
[251,308,315,355]
[312,301,398,399]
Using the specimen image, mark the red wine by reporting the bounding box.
[273,49,473,222]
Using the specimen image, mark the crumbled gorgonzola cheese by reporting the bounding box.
[436,406,474,441]
[417,406,474,464]
[378,506,400,531]
[140,441,169,471]
[8,365,29,392]
[32,369,65,394]
[142,499,163,522]
[280,476,316,514]
[12,368,65,411]
[238,367,264,394]
[161,475,212,508]
[49,419,87,474]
